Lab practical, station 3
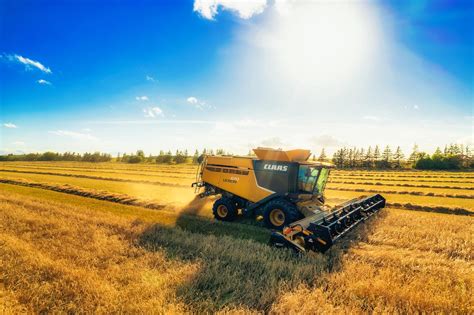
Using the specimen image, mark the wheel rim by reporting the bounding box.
[217,204,228,217]
[269,209,285,227]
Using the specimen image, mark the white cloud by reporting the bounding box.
[414,105,419,110]
[309,135,344,148]
[260,137,285,148]
[12,141,25,146]
[37,79,52,85]
[136,96,149,101]
[194,0,267,20]
[143,107,164,118]
[3,123,17,128]
[187,96,198,104]
[49,130,98,141]
[14,55,52,73]
[187,96,213,110]
[146,75,157,82]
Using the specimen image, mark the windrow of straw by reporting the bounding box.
[328,186,474,199]
[0,169,189,188]
[329,180,474,190]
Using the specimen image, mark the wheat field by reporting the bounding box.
[0,162,473,313]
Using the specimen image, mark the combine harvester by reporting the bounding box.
[192,148,385,253]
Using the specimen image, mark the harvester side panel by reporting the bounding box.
[201,156,273,203]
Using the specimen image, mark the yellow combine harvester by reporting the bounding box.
[192,148,385,253]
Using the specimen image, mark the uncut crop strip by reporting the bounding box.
[329,180,474,190]
[327,187,474,199]
[0,169,190,188]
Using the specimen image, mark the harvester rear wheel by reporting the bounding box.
[263,199,300,230]
[212,198,238,221]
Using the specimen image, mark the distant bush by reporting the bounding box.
[415,154,463,170]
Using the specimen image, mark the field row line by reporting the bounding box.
[4,167,470,185]
[330,177,471,184]
[332,173,474,179]
[0,178,172,210]
[329,180,474,190]
[2,168,473,201]
[1,178,471,217]
[0,169,191,188]
[1,163,197,174]
[329,187,473,199]
[0,166,195,179]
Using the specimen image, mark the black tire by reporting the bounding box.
[263,199,300,230]
[212,197,238,221]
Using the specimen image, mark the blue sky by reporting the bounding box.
[1,0,472,155]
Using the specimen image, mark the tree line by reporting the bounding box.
[0,151,112,162]
[324,144,472,170]
[117,148,227,164]
[1,144,471,170]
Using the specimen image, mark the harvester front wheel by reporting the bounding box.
[212,198,238,221]
[263,199,300,230]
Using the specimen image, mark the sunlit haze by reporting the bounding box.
[1,0,472,156]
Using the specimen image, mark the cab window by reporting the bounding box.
[298,165,319,193]
[315,168,329,193]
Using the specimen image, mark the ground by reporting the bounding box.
[0,162,472,313]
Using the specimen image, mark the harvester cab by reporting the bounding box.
[192,147,385,253]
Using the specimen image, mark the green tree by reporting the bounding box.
[393,146,404,168]
[373,145,381,167]
[332,148,347,168]
[364,146,374,168]
[380,145,392,168]
[162,151,173,164]
[408,144,419,166]
[318,148,327,162]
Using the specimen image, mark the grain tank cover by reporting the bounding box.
[253,147,311,162]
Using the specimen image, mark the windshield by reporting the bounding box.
[316,168,329,193]
[298,165,319,193]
